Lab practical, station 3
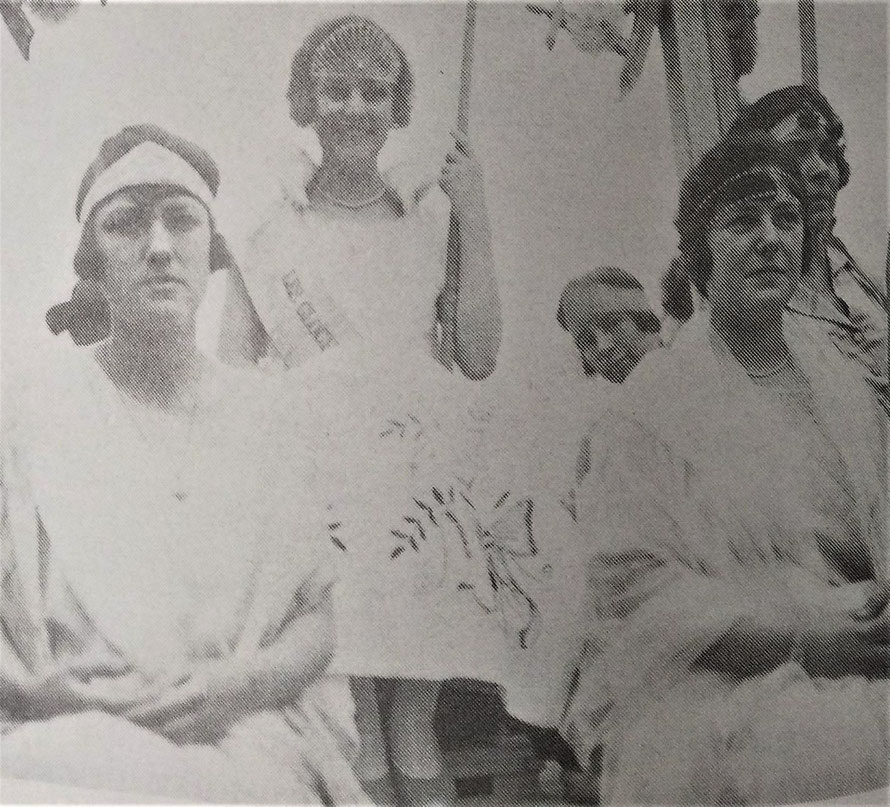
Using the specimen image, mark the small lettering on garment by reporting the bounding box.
[282,270,339,351]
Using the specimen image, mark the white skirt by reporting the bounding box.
[314,358,588,693]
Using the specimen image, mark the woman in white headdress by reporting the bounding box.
[2,125,364,804]
[218,15,502,806]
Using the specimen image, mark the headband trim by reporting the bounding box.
[78,142,215,223]
[692,167,797,220]
[309,19,400,83]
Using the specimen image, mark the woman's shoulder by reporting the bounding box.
[787,312,879,384]
[4,342,96,433]
[269,145,317,211]
[273,148,442,212]
[609,317,720,431]
[828,233,887,311]
[241,150,317,249]
[205,361,303,425]
[256,146,447,227]
[787,315,886,425]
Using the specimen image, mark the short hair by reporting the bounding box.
[49,126,228,346]
[660,257,695,323]
[557,268,660,334]
[287,16,413,128]
[729,85,850,188]
[675,136,808,298]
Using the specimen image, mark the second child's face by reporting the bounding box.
[572,311,652,383]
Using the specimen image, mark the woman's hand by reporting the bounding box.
[800,605,888,679]
[439,132,488,229]
[5,654,146,721]
[123,659,258,745]
[126,598,336,745]
[849,578,890,621]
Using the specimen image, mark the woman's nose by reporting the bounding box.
[758,215,780,246]
[345,87,367,112]
[802,148,831,183]
[146,217,173,261]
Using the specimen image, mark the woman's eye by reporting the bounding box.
[101,210,144,236]
[360,81,391,104]
[728,212,757,229]
[320,82,350,102]
[774,206,801,229]
[164,211,200,232]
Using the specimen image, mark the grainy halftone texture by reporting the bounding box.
[2,3,887,805]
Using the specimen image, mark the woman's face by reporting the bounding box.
[571,310,655,383]
[93,185,212,332]
[770,110,841,229]
[705,176,804,321]
[312,72,396,165]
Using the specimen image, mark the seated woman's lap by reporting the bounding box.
[741,674,887,803]
[2,711,311,803]
[613,670,887,804]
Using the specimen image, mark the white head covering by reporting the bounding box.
[78,141,215,223]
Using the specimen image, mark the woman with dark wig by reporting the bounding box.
[563,137,887,803]
[218,15,502,806]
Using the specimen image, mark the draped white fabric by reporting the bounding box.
[563,315,888,804]
[1,348,363,803]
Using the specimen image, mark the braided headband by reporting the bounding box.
[692,167,798,220]
[309,18,400,83]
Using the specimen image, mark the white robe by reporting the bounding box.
[1,346,364,804]
[563,314,888,804]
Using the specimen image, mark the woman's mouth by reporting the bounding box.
[339,124,377,140]
[140,276,187,298]
[142,275,185,288]
[747,263,786,278]
[745,266,789,288]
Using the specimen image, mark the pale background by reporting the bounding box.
[2,0,886,389]
[0,3,887,803]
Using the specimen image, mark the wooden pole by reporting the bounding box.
[798,0,819,89]
[659,0,742,178]
[442,0,478,370]
[1,1,34,60]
